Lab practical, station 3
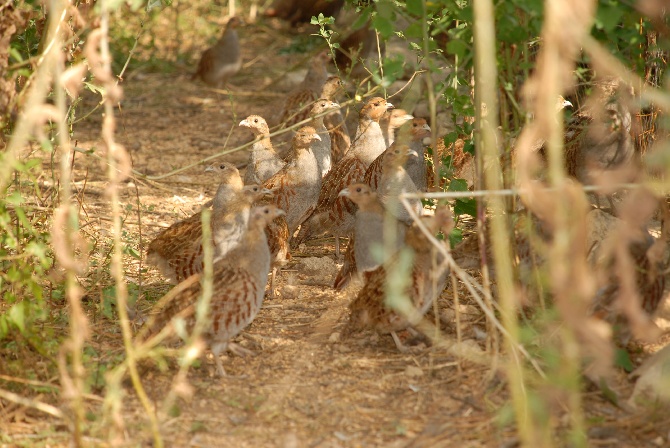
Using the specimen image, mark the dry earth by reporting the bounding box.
[3,9,670,448]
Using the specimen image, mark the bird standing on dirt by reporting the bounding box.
[308,99,340,178]
[278,52,331,129]
[146,162,242,282]
[346,207,453,352]
[333,183,407,290]
[142,205,285,377]
[147,176,270,283]
[293,97,394,256]
[240,115,287,185]
[192,17,242,88]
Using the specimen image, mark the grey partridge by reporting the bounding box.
[380,109,414,148]
[142,205,285,376]
[147,183,270,283]
[365,118,429,192]
[259,127,322,295]
[321,76,351,165]
[277,51,331,129]
[308,99,340,178]
[346,206,453,351]
[293,97,394,255]
[377,144,423,225]
[192,17,242,88]
[333,183,407,290]
[240,115,286,185]
[146,162,242,282]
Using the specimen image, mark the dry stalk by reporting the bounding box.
[94,1,162,445]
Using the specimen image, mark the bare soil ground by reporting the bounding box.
[4,11,670,448]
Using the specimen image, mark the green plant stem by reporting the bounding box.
[472,0,535,445]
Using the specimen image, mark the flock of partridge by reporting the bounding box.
[141,16,451,376]
[139,13,668,376]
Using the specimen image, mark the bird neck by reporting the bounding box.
[212,183,243,210]
[251,136,275,153]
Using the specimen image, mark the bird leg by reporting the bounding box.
[335,236,341,259]
[211,342,228,377]
[270,266,279,298]
[390,331,410,354]
[227,342,255,358]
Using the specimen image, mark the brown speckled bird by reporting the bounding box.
[346,207,453,352]
[240,115,286,185]
[365,118,429,192]
[377,144,422,225]
[333,183,407,290]
[142,205,285,376]
[147,181,270,283]
[260,127,322,295]
[146,162,242,282]
[293,97,393,255]
[278,52,331,129]
[322,76,351,165]
[309,99,340,178]
[192,17,242,88]
[380,109,414,148]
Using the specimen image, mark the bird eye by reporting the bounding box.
[254,118,258,123]
[220,164,226,169]
[356,187,362,192]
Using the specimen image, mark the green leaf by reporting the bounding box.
[614,348,634,372]
[350,7,371,30]
[376,0,395,19]
[372,16,394,39]
[446,39,468,60]
[454,198,477,217]
[448,227,463,248]
[595,4,624,33]
[9,302,26,333]
[447,178,469,192]
[406,0,423,16]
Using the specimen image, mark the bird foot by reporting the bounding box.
[228,342,256,358]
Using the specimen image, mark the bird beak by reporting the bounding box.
[261,188,274,197]
[204,165,216,173]
[276,209,286,216]
[402,114,413,121]
[239,119,249,127]
[312,134,322,141]
[407,149,419,158]
[386,102,394,110]
[423,124,431,132]
[562,100,573,108]
[338,188,350,197]
[330,101,340,109]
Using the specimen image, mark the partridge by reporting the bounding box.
[320,76,351,165]
[377,144,423,225]
[294,97,393,255]
[365,118,430,192]
[146,162,242,282]
[308,99,340,178]
[262,126,322,234]
[147,183,270,283]
[380,109,414,148]
[192,17,242,88]
[346,206,453,351]
[239,115,286,185]
[333,183,407,290]
[142,205,285,376]
[278,51,331,129]
[591,230,667,343]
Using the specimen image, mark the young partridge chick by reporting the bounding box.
[146,162,242,282]
[147,182,270,283]
[308,99,340,178]
[333,183,407,290]
[278,51,331,129]
[294,97,393,255]
[142,205,285,376]
[346,206,453,352]
[192,17,242,88]
[239,115,286,185]
[377,144,422,225]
